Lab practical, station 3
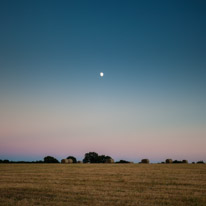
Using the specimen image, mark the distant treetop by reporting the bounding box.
[66,156,77,163]
[44,156,59,163]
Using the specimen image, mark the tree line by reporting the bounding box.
[0,152,205,164]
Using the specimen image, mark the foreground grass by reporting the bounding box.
[0,164,205,206]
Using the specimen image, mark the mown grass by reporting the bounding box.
[0,164,205,206]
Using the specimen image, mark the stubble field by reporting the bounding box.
[0,164,205,206]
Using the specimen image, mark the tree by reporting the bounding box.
[35,160,44,163]
[83,152,99,163]
[173,160,182,164]
[197,161,204,164]
[98,155,112,163]
[44,156,59,163]
[3,160,10,163]
[66,156,77,163]
[83,152,113,163]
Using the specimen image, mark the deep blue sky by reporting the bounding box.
[0,0,205,162]
[1,0,205,92]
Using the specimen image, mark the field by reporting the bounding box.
[0,164,205,206]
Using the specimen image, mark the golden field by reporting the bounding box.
[0,164,205,206]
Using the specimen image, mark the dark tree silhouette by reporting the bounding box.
[83,152,99,163]
[3,160,10,163]
[197,161,204,164]
[83,152,112,163]
[98,155,112,163]
[44,156,59,163]
[173,160,182,164]
[116,160,130,163]
[66,156,77,163]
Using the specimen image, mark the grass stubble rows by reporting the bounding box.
[0,164,205,206]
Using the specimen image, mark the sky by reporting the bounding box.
[0,0,205,162]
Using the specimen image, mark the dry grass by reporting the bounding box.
[0,164,205,206]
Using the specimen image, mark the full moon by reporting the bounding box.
[100,72,104,77]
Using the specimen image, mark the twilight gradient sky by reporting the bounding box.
[0,0,205,162]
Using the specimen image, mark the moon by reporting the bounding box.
[100,72,104,77]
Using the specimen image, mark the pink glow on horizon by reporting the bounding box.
[1,126,205,162]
